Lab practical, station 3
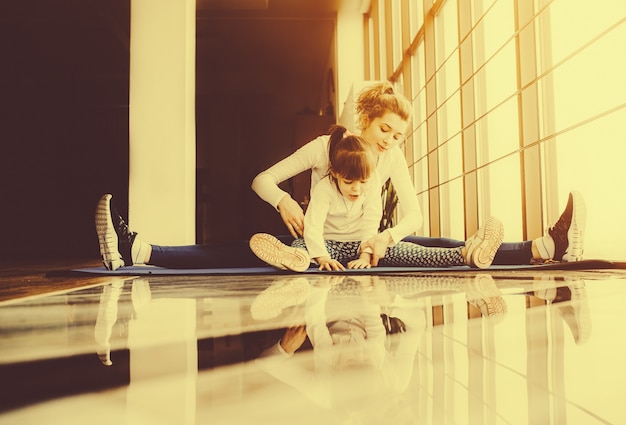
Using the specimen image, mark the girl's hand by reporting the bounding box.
[316,256,345,271]
[277,195,305,238]
[347,257,372,269]
[360,230,393,266]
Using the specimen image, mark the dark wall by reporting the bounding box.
[0,1,335,260]
[0,1,130,260]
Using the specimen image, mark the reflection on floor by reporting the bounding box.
[1,264,625,424]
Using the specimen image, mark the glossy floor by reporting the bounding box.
[1,265,625,424]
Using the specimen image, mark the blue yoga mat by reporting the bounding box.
[69,259,625,276]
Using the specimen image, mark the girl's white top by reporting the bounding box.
[252,135,422,243]
[303,175,381,259]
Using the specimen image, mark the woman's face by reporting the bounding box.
[360,112,409,155]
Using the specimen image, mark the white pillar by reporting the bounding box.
[336,2,366,125]
[129,0,196,245]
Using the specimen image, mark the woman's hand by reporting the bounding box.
[279,325,307,354]
[347,255,372,269]
[316,256,345,271]
[360,230,393,266]
[277,195,305,238]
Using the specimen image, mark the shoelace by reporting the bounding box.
[548,203,572,249]
[111,205,137,243]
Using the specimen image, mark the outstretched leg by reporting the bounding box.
[532,191,586,262]
[95,194,267,270]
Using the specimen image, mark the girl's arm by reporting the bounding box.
[304,181,345,271]
[303,182,332,261]
[347,175,383,269]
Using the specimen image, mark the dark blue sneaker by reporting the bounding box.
[549,191,586,262]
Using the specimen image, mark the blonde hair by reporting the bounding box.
[355,81,412,130]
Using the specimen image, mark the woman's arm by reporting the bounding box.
[362,149,423,265]
[252,136,329,237]
[385,149,422,243]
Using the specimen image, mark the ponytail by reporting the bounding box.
[327,124,373,182]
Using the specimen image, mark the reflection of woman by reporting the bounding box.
[255,276,425,410]
[95,82,585,271]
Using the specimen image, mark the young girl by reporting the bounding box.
[249,125,504,272]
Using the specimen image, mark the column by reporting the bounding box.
[129,0,196,244]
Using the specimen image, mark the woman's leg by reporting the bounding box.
[401,191,585,265]
[150,235,298,269]
[149,241,267,269]
[96,193,297,269]
[402,235,464,248]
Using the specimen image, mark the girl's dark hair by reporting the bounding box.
[327,125,374,182]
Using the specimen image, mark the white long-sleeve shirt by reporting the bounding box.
[303,175,381,259]
[251,134,423,243]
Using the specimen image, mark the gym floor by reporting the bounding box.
[1,260,624,424]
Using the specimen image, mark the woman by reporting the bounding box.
[95,82,585,270]
[250,82,584,268]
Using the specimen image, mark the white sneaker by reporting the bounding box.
[465,274,508,318]
[249,233,311,272]
[250,277,310,321]
[464,217,504,269]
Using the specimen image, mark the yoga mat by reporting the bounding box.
[67,259,626,276]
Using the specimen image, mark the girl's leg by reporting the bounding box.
[249,234,309,271]
[291,239,361,265]
[404,235,532,265]
[379,242,465,267]
[403,191,585,265]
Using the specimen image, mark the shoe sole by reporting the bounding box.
[250,278,310,320]
[563,191,586,262]
[469,217,504,269]
[95,194,124,271]
[466,275,507,317]
[249,233,310,272]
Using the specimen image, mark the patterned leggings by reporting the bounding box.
[291,239,464,267]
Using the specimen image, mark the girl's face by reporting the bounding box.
[360,112,409,155]
[334,175,370,202]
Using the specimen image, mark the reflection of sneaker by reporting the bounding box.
[94,278,124,366]
[95,194,137,271]
[249,233,310,272]
[556,280,591,345]
[250,277,310,320]
[465,274,508,318]
[131,278,152,314]
[464,217,504,269]
[548,191,586,262]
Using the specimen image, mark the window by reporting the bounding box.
[362,0,626,258]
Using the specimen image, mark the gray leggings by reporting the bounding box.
[291,239,464,267]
